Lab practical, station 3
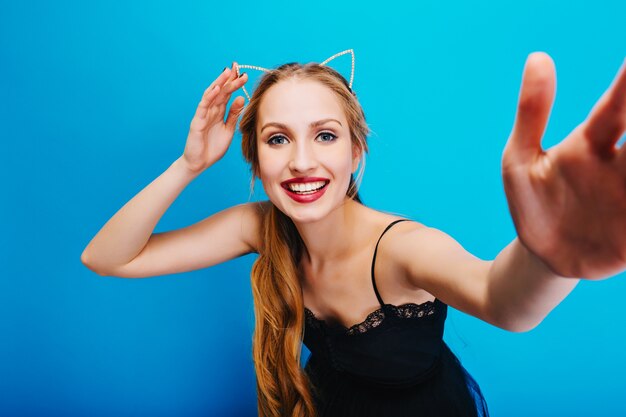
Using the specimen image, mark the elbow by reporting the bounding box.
[80,251,109,276]
[505,322,540,333]
[488,298,544,333]
[496,315,543,333]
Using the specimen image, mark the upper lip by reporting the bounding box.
[281,177,330,188]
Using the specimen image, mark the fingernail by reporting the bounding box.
[223,67,228,72]
[238,72,246,78]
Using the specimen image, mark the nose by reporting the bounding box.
[288,139,318,173]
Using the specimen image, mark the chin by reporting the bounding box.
[287,210,329,224]
[270,201,327,224]
[284,199,352,226]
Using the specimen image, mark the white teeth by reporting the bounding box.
[287,181,326,193]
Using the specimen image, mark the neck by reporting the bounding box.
[293,198,366,271]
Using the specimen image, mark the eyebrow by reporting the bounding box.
[260,118,343,134]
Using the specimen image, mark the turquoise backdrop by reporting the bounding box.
[1,0,625,416]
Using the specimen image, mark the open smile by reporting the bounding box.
[281,180,330,203]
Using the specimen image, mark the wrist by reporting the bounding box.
[171,156,204,182]
[514,236,566,279]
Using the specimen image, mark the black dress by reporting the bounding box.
[302,219,490,417]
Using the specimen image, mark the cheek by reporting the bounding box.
[257,150,276,176]
[257,160,283,193]
[329,148,355,174]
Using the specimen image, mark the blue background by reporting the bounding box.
[1,0,625,416]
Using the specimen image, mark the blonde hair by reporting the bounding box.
[239,63,370,417]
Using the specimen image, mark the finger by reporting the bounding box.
[504,52,556,164]
[207,67,232,92]
[207,67,248,123]
[202,67,232,103]
[222,72,248,99]
[194,84,221,119]
[201,67,235,108]
[204,69,244,121]
[193,66,233,119]
[215,78,247,110]
[617,142,626,169]
[215,63,244,105]
[225,96,245,131]
[583,58,626,157]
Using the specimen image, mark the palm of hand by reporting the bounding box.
[184,65,247,171]
[502,53,626,280]
[199,102,240,163]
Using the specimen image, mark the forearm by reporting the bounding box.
[81,156,201,274]
[487,237,580,332]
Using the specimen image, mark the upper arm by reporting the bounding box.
[386,224,498,327]
[105,200,270,278]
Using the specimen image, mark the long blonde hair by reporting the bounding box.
[239,63,370,417]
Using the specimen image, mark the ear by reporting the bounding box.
[351,143,362,173]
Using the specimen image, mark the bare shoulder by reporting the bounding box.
[239,199,272,254]
[367,208,428,242]
[380,222,486,285]
[379,220,493,321]
[373,214,428,282]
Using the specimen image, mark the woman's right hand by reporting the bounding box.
[182,62,249,173]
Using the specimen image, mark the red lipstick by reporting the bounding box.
[280,177,330,186]
[281,177,330,204]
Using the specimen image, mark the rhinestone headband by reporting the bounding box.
[234,49,356,102]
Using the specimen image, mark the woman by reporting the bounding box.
[81,51,626,417]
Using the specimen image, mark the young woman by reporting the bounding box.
[81,51,626,417]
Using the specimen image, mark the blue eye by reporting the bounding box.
[318,132,337,142]
[267,135,288,145]
[266,132,337,145]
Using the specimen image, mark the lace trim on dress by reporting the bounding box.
[305,300,437,336]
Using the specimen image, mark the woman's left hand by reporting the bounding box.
[502,52,626,280]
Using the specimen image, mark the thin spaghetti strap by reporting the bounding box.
[371,219,412,307]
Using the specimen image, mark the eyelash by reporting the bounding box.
[266,131,337,146]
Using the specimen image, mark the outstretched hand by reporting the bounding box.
[502,52,626,280]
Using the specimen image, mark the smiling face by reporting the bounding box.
[256,78,361,223]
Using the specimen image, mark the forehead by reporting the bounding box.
[257,78,346,128]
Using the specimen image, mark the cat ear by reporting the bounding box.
[320,49,355,90]
[235,49,356,102]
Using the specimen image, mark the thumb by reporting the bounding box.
[504,52,556,164]
[225,96,245,132]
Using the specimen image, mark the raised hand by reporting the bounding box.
[182,62,248,173]
[501,52,626,280]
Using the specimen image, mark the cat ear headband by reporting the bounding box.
[234,49,356,102]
